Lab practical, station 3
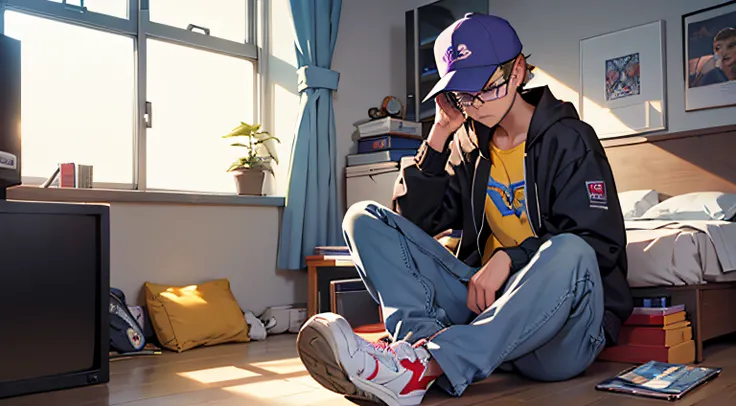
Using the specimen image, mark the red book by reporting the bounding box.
[619,321,692,347]
[59,163,76,188]
[598,340,695,364]
[625,311,686,326]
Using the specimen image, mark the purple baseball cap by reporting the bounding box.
[422,13,523,103]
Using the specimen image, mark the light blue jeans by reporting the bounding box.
[342,201,606,396]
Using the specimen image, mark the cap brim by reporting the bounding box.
[421,65,498,103]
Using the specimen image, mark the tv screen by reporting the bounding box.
[0,212,98,382]
[0,201,109,398]
[0,34,22,193]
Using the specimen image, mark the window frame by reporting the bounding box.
[0,0,262,192]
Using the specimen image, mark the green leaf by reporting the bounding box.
[222,122,262,138]
[253,136,279,145]
[230,142,250,148]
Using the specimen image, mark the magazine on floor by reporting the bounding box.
[595,360,722,400]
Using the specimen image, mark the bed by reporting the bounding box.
[625,219,736,287]
[603,124,736,363]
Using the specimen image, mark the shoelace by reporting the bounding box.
[357,331,417,371]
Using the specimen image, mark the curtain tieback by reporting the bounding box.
[297,65,340,92]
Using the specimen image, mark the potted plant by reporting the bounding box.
[222,121,280,196]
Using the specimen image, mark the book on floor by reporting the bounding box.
[597,339,695,364]
[597,307,695,364]
[314,246,351,256]
[595,360,721,400]
[631,304,685,316]
[625,310,686,326]
[618,320,692,347]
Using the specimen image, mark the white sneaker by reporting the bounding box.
[296,313,439,406]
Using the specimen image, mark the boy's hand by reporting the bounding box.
[467,250,511,314]
[427,94,465,152]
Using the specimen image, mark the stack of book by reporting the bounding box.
[314,246,351,257]
[346,117,423,171]
[598,304,695,364]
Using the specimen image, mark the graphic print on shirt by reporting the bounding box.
[487,176,526,218]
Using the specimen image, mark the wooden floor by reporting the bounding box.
[2,334,735,406]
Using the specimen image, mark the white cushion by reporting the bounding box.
[618,190,660,219]
[641,192,736,221]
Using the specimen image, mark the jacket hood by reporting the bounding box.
[472,85,579,158]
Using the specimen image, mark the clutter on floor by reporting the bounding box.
[595,360,721,400]
[144,279,251,352]
[109,279,309,358]
[597,303,695,364]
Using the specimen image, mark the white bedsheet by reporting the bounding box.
[624,220,736,287]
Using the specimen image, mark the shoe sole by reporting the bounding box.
[296,314,385,405]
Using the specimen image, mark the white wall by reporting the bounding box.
[111,203,305,314]
[487,0,736,134]
[332,0,436,217]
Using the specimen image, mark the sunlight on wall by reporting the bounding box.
[528,67,632,136]
[269,1,298,64]
[267,0,300,197]
[271,84,300,196]
[581,96,642,138]
[527,67,581,111]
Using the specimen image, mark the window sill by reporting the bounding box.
[5,185,285,207]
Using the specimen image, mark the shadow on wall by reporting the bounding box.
[651,130,736,192]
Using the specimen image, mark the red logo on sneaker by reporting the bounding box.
[399,358,439,395]
[366,356,380,381]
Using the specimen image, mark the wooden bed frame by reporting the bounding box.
[602,124,736,363]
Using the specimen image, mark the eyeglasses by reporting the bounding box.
[452,77,510,109]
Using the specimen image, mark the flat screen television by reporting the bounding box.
[405,0,489,124]
[0,34,22,199]
[0,200,110,399]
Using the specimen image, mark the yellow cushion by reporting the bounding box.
[144,279,250,352]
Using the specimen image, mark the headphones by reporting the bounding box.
[368,96,404,119]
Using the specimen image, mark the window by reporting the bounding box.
[149,0,250,44]
[4,11,135,185]
[45,0,130,19]
[1,0,259,193]
[146,40,254,193]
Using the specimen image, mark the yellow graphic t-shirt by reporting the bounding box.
[482,141,534,264]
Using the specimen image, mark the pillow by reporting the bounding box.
[640,192,736,221]
[618,189,660,219]
[145,279,250,352]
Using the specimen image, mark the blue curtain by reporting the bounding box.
[277,0,343,270]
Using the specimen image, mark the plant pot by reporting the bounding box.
[233,168,265,196]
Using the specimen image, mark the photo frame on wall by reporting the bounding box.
[683,0,736,111]
[579,20,667,139]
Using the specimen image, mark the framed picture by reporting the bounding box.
[683,1,736,111]
[579,20,667,139]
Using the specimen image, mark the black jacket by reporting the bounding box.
[392,86,633,345]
